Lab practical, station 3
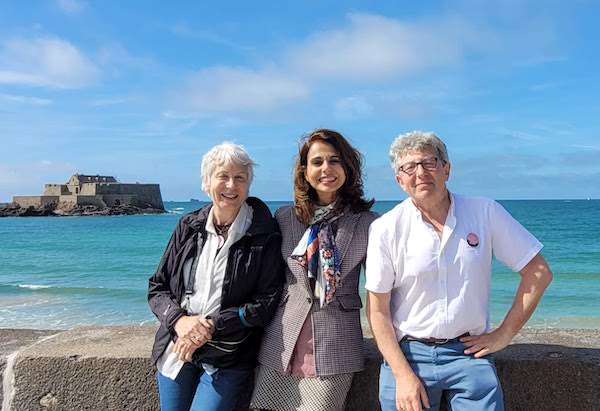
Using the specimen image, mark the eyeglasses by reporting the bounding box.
[398,157,443,176]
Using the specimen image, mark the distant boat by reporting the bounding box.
[190,198,201,202]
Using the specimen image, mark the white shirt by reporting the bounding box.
[365,193,542,340]
[157,202,253,379]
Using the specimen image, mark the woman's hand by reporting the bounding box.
[174,315,215,341]
[173,336,201,362]
[173,316,215,362]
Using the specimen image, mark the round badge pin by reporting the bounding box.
[466,233,479,247]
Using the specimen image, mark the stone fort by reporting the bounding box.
[13,174,164,210]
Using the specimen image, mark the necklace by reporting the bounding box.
[214,222,232,236]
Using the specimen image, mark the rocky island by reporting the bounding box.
[0,174,166,217]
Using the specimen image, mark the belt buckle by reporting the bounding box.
[436,338,450,344]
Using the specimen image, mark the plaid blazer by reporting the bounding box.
[257,205,377,376]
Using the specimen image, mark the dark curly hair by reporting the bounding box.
[293,129,374,225]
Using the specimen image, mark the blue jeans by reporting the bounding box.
[156,362,251,411]
[379,340,504,411]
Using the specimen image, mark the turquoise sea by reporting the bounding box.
[1,200,599,330]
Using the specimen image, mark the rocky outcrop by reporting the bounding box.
[0,203,166,217]
[0,204,56,217]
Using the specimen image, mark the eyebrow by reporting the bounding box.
[309,154,341,160]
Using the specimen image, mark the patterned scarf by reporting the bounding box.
[291,203,343,306]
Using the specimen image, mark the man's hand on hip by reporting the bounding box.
[460,327,513,358]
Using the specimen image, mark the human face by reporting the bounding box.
[395,150,450,204]
[304,140,346,205]
[207,162,250,218]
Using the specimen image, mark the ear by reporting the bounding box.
[444,161,451,181]
[395,173,407,192]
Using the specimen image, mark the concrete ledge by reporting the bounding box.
[0,330,57,407]
[1,327,599,410]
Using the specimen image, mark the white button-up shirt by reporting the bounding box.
[365,193,542,340]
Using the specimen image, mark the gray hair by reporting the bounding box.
[201,142,256,191]
[389,130,449,172]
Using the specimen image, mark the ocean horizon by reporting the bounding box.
[1,199,599,331]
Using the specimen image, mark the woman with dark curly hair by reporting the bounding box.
[251,129,377,411]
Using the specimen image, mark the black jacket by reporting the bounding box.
[148,197,283,369]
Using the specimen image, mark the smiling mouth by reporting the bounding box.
[319,176,337,183]
[221,193,239,199]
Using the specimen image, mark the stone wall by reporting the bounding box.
[12,196,59,208]
[42,185,68,196]
[94,184,163,209]
[79,183,98,196]
[74,195,107,207]
[100,194,137,207]
[1,327,598,411]
[12,181,164,211]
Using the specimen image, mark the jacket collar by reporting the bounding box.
[182,196,274,235]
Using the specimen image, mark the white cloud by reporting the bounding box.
[532,122,574,136]
[0,93,53,105]
[498,129,544,142]
[169,11,562,115]
[286,13,466,81]
[56,0,85,14]
[171,22,254,54]
[88,97,132,107]
[96,43,157,72]
[172,66,310,114]
[0,36,99,88]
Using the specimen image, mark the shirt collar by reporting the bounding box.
[407,191,455,223]
[206,201,252,236]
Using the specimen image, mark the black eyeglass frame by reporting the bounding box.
[398,156,446,176]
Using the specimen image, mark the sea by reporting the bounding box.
[1,200,599,330]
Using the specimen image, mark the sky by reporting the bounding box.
[1,0,600,202]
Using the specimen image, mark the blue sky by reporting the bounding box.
[1,0,599,202]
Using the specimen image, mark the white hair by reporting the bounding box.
[201,142,256,191]
[389,131,449,172]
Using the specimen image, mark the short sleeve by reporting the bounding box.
[490,201,543,272]
[365,219,396,293]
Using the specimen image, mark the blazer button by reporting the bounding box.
[306,297,313,303]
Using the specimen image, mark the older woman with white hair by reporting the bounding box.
[148,142,284,411]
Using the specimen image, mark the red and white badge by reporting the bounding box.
[466,232,479,247]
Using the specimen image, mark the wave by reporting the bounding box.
[1,283,143,299]
[18,284,52,290]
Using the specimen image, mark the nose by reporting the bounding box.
[415,163,427,177]
[225,177,235,188]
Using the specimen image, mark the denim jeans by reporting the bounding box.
[156,362,252,411]
[379,340,504,411]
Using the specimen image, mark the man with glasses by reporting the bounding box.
[365,131,553,411]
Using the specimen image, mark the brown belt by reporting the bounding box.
[400,332,470,345]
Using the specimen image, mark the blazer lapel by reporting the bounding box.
[335,212,361,266]
[285,210,313,295]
